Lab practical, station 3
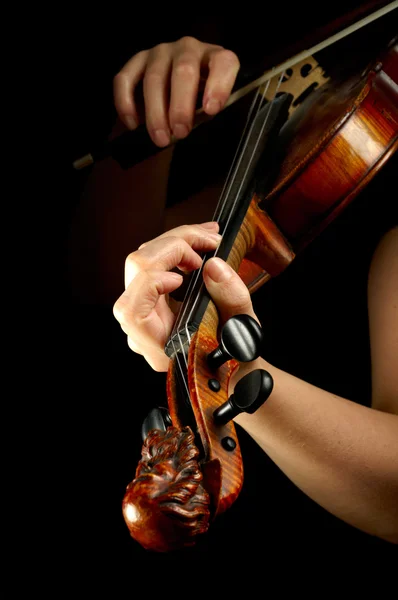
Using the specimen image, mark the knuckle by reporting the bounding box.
[125,251,141,270]
[116,50,148,80]
[167,236,189,262]
[135,49,148,61]
[211,48,240,69]
[113,71,125,87]
[125,251,145,282]
[175,229,198,249]
[188,224,206,236]
[167,234,185,246]
[174,57,198,78]
[113,297,129,325]
[127,336,140,353]
[152,42,169,55]
[219,48,240,68]
[178,225,194,237]
[167,236,186,256]
[178,36,199,49]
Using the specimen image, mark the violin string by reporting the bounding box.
[212,87,264,220]
[173,83,270,367]
[173,80,271,348]
[171,85,264,338]
[168,73,283,405]
[213,84,269,223]
[181,72,284,347]
[213,76,285,251]
[171,74,283,398]
[159,84,270,405]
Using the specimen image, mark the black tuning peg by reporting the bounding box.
[213,369,273,426]
[207,314,263,371]
[141,407,172,441]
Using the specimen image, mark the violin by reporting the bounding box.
[69,3,397,307]
[119,26,398,552]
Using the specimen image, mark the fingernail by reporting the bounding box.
[205,98,221,114]
[173,124,189,139]
[125,115,137,129]
[153,129,170,147]
[200,221,219,230]
[206,257,232,283]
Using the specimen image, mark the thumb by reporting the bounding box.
[203,257,258,324]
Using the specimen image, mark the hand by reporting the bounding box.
[113,36,240,147]
[113,221,258,372]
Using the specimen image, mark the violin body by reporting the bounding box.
[239,39,398,291]
[122,38,397,551]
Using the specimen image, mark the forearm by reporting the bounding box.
[233,358,398,543]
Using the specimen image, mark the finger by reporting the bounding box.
[203,257,257,324]
[141,222,220,246]
[125,231,221,288]
[141,349,170,373]
[113,50,149,130]
[169,40,202,139]
[200,221,220,230]
[202,48,240,115]
[143,44,173,147]
[126,223,221,286]
[113,270,182,371]
[138,221,219,249]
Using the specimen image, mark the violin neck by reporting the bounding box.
[165,94,292,358]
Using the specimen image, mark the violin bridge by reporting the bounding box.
[262,55,330,116]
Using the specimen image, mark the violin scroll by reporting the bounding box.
[122,426,211,552]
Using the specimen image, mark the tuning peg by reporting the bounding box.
[141,407,172,441]
[207,314,263,371]
[213,369,273,426]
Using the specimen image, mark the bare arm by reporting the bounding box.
[234,227,398,543]
[368,227,398,414]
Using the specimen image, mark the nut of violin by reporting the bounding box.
[122,426,211,552]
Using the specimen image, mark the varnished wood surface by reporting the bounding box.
[265,46,398,250]
[189,311,243,515]
[185,223,257,515]
[236,41,397,293]
[122,426,211,552]
[186,221,270,515]
[238,199,296,292]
